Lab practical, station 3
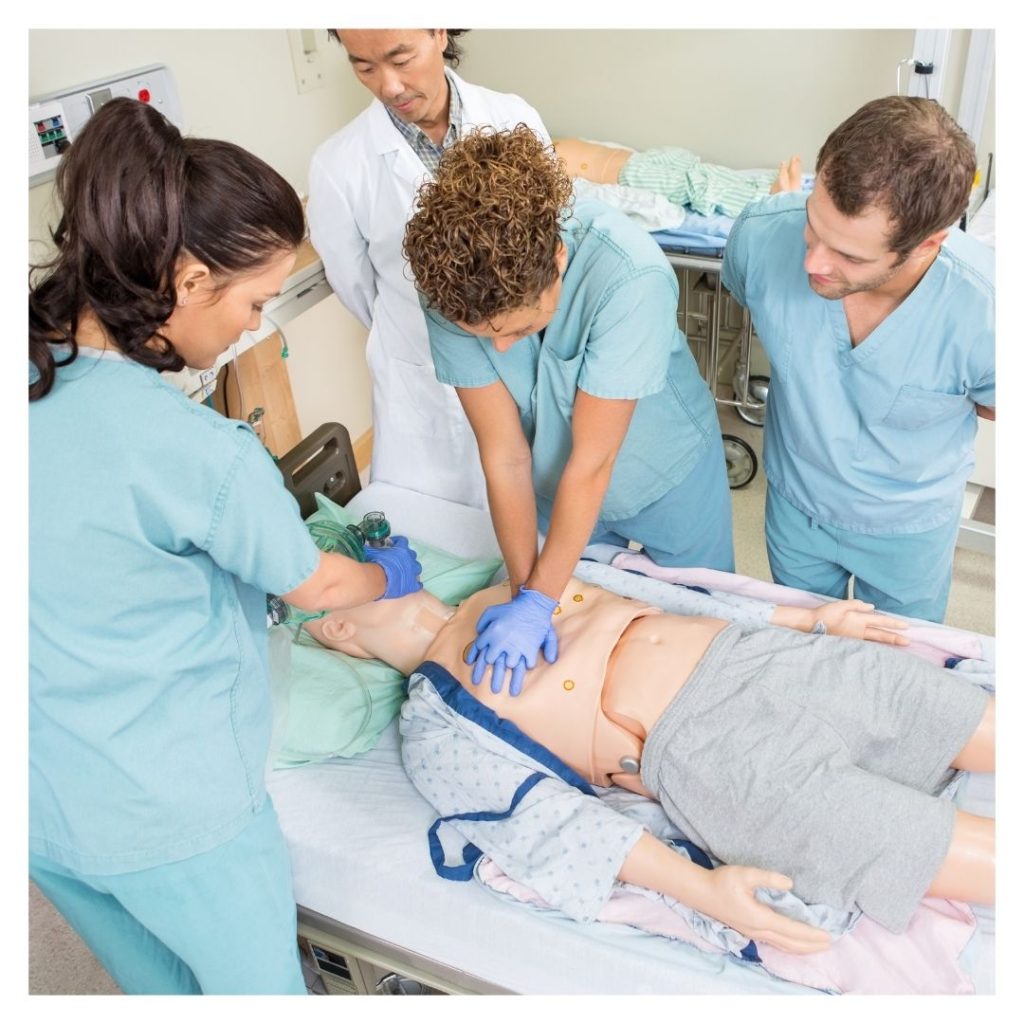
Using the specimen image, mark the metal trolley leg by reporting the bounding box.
[667,252,764,487]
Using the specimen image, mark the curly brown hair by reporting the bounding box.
[817,96,975,256]
[403,125,574,325]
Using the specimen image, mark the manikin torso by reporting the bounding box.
[553,138,632,185]
[424,579,728,795]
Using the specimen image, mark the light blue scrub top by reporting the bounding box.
[29,350,320,874]
[722,192,994,534]
[426,198,718,521]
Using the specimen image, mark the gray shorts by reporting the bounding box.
[640,624,989,932]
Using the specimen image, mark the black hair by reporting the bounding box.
[328,29,469,66]
[29,97,304,400]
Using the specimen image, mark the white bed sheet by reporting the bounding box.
[267,484,994,994]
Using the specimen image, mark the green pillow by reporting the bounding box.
[270,493,502,768]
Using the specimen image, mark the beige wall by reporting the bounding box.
[28,28,374,444]
[457,29,917,167]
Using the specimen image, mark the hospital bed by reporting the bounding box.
[266,427,995,996]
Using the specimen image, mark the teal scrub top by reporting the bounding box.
[29,349,320,874]
[426,198,718,521]
[722,192,995,534]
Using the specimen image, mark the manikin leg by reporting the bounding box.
[926,811,994,905]
[950,697,994,772]
[927,697,995,904]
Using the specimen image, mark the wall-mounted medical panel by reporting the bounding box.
[29,64,183,188]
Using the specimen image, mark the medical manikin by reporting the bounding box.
[303,579,994,952]
[554,138,804,217]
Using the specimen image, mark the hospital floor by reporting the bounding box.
[27,406,996,995]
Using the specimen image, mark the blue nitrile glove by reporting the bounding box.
[466,587,559,697]
[364,536,423,600]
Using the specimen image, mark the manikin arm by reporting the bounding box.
[620,834,831,954]
[572,562,909,646]
[770,599,909,645]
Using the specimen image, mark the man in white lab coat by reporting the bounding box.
[308,29,550,508]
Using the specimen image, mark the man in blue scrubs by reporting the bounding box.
[723,97,994,622]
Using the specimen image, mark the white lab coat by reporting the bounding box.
[308,71,550,508]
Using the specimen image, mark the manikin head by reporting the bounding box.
[302,589,455,676]
[804,96,975,301]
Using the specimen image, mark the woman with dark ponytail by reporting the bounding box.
[29,98,422,994]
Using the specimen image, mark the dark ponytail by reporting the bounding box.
[29,98,304,400]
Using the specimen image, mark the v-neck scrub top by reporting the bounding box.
[30,349,320,875]
[425,198,719,522]
[722,192,994,534]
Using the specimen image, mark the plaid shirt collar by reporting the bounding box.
[385,68,462,174]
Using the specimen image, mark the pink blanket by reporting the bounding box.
[477,858,976,994]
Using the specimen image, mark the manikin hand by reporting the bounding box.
[363,536,424,600]
[699,865,832,955]
[811,599,909,645]
[466,587,559,696]
[621,833,831,955]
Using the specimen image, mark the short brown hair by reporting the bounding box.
[403,125,573,325]
[816,96,976,255]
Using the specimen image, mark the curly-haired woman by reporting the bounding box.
[404,125,733,697]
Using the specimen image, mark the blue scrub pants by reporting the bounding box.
[553,436,735,572]
[765,485,959,623]
[29,796,306,995]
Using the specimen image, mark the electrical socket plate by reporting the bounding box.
[287,29,327,94]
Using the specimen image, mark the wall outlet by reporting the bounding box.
[287,29,327,94]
